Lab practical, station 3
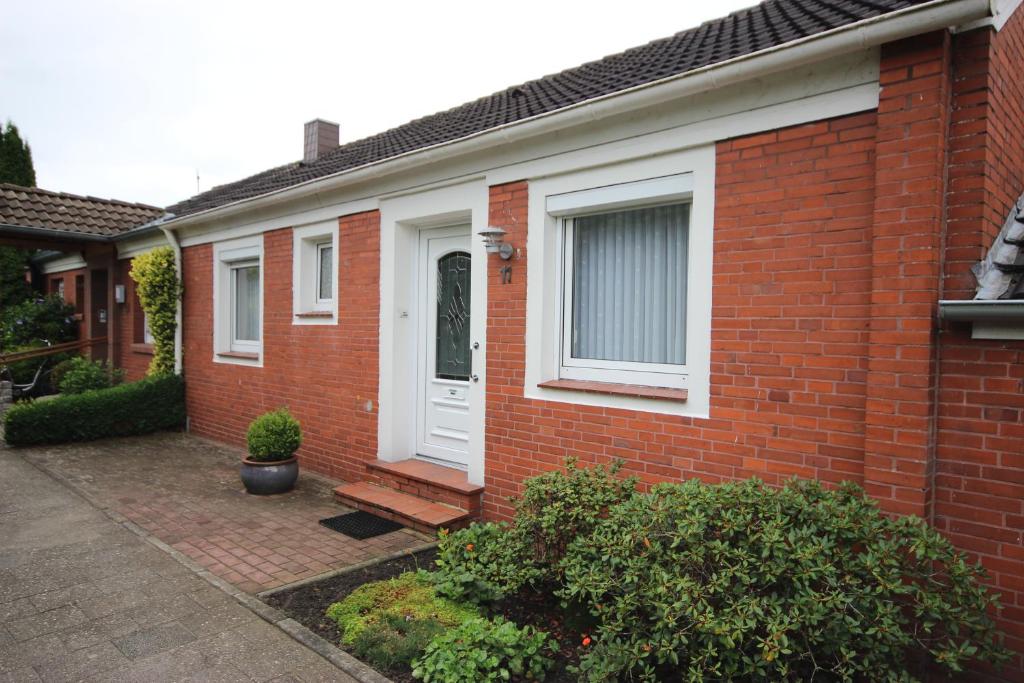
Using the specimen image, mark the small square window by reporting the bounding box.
[292,222,337,323]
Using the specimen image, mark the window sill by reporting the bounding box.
[131,343,154,355]
[295,311,334,318]
[538,379,688,402]
[217,351,259,361]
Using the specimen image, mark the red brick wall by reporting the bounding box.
[484,110,879,519]
[113,258,152,382]
[181,211,381,481]
[934,16,1024,671]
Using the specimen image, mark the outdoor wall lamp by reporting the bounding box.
[478,226,514,260]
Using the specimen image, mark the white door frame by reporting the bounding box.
[377,179,489,486]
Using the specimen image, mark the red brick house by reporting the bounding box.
[2,0,1023,671]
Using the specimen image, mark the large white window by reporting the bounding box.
[293,221,338,324]
[526,148,715,416]
[561,202,689,387]
[213,236,263,364]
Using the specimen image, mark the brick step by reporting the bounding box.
[366,459,483,513]
[333,482,472,535]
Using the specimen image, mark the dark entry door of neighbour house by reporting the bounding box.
[90,268,108,361]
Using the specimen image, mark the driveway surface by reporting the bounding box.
[1,442,357,682]
[20,432,427,594]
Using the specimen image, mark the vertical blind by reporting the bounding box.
[570,203,689,365]
[233,265,260,342]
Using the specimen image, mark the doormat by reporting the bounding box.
[319,511,404,540]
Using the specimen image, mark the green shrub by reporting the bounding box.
[559,478,1010,682]
[246,408,301,461]
[325,572,477,649]
[0,294,76,350]
[350,614,447,672]
[412,616,556,683]
[431,523,540,604]
[56,356,124,395]
[0,295,78,387]
[513,457,637,575]
[3,374,185,446]
[129,247,182,376]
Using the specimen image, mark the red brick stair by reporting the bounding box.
[334,460,482,535]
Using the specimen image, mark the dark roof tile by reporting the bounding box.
[149,0,922,219]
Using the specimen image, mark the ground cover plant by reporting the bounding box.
[271,460,1009,682]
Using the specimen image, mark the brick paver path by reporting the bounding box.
[21,432,428,594]
[1,440,356,682]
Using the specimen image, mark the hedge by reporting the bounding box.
[3,374,185,446]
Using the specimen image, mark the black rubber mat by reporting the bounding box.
[319,511,404,539]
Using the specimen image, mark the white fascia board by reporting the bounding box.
[160,0,988,241]
[116,230,170,259]
[175,48,877,248]
[38,252,86,274]
[957,0,1021,30]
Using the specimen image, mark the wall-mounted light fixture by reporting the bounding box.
[478,226,514,260]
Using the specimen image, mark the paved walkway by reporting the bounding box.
[21,433,428,594]
[0,443,355,682]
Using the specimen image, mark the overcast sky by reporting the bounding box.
[2,0,753,208]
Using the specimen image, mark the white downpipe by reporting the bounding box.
[159,226,184,375]
[158,0,990,234]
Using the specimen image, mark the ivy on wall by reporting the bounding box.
[129,247,182,376]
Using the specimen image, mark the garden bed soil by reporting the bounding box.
[264,548,580,682]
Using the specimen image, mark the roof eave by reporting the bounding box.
[0,223,112,243]
[161,0,993,233]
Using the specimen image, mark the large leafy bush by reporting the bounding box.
[246,408,301,461]
[559,478,1010,682]
[129,247,181,376]
[55,356,123,394]
[512,457,637,574]
[430,458,636,605]
[431,523,539,604]
[3,374,185,446]
[412,616,556,683]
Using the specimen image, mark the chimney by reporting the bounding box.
[303,119,339,163]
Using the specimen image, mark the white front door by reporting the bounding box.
[416,226,473,469]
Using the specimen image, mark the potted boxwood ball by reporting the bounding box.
[241,408,301,495]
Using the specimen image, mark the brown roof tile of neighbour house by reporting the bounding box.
[165,0,933,220]
[0,184,164,237]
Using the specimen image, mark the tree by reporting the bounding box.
[0,121,36,186]
[0,120,37,307]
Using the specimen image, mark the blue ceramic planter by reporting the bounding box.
[240,456,298,495]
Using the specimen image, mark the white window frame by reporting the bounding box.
[229,259,261,353]
[292,220,338,324]
[525,146,714,417]
[213,235,263,365]
[315,240,334,305]
[142,311,154,345]
[558,199,691,389]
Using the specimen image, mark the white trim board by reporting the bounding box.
[377,179,489,487]
[38,253,86,274]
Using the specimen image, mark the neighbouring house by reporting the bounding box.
[0,183,166,375]
[2,0,1023,672]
